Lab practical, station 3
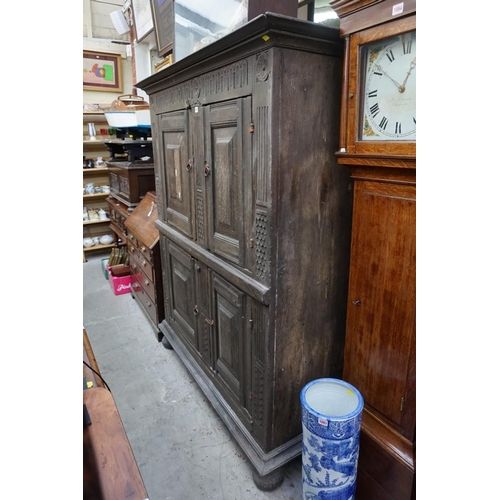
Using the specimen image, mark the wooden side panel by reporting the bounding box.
[343,180,415,437]
[271,48,351,448]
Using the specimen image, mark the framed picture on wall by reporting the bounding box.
[83,51,123,92]
[131,0,154,42]
[150,0,174,57]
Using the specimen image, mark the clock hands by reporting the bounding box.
[399,57,416,93]
[375,64,401,90]
[375,57,416,94]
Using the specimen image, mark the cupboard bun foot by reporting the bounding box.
[252,466,286,491]
[161,335,173,350]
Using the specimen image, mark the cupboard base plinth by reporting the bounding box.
[159,320,302,477]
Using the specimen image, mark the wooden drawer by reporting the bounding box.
[127,233,139,248]
[137,240,154,262]
[131,279,158,326]
[129,250,154,284]
[128,239,153,263]
[130,266,157,304]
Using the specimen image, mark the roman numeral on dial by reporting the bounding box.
[379,117,388,130]
[368,90,377,98]
[386,50,395,63]
[370,103,380,118]
[403,41,412,54]
[395,122,401,134]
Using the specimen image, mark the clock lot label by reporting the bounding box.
[392,3,405,16]
[362,31,416,141]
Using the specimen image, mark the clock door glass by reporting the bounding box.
[360,30,416,141]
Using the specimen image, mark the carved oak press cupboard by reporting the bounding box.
[137,13,353,489]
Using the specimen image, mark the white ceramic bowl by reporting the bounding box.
[99,234,114,245]
[83,237,94,248]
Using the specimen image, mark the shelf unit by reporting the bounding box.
[83,112,114,262]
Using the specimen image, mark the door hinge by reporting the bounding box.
[400,397,405,412]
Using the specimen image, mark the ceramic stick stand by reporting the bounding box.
[300,378,364,500]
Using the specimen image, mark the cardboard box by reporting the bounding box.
[108,266,131,295]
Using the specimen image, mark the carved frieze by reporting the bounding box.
[153,59,251,111]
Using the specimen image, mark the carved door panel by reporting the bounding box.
[211,273,251,428]
[193,259,213,371]
[165,239,197,350]
[343,180,416,440]
[158,110,195,239]
[204,97,252,268]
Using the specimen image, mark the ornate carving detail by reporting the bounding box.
[256,52,270,82]
[196,189,204,244]
[155,175,164,220]
[109,172,119,191]
[255,211,269,282]
[157,60,250,108]
[251,301,266,428]
[254,362,265,428]
[201,319,210,360]
[192,77,201,98]
[255,107,269,203]
[119,176,130,195]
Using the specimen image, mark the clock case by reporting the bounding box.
[340,11,416,164]
[332,1,416,499]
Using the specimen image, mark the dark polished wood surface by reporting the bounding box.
[333,2,416,498]
[83,331,148,500]
[125,192,165,340]
[83,328,104,389]
[125,192,159,249]
[83,388,148,500]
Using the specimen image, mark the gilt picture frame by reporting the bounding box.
[83,50,123,93]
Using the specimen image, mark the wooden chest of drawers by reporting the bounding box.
[106,195,130,243]
[107,161,156,211]
[124,192,164,340]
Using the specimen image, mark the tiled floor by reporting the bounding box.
[83,253,303,500]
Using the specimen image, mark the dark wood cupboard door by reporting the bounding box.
[193,259,213,371]
[159,110,195,239]
[343,180,416,440]
[166,240,197,350]
[211,273,251,427]
[204,97,252,268]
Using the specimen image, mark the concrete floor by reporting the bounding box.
[83,253,303,500]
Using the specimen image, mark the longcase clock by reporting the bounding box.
[331,1,416,499]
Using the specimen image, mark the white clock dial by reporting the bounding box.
[361,31,416,141]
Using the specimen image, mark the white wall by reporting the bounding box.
[83,0,129,40]
[83,0,134,105]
